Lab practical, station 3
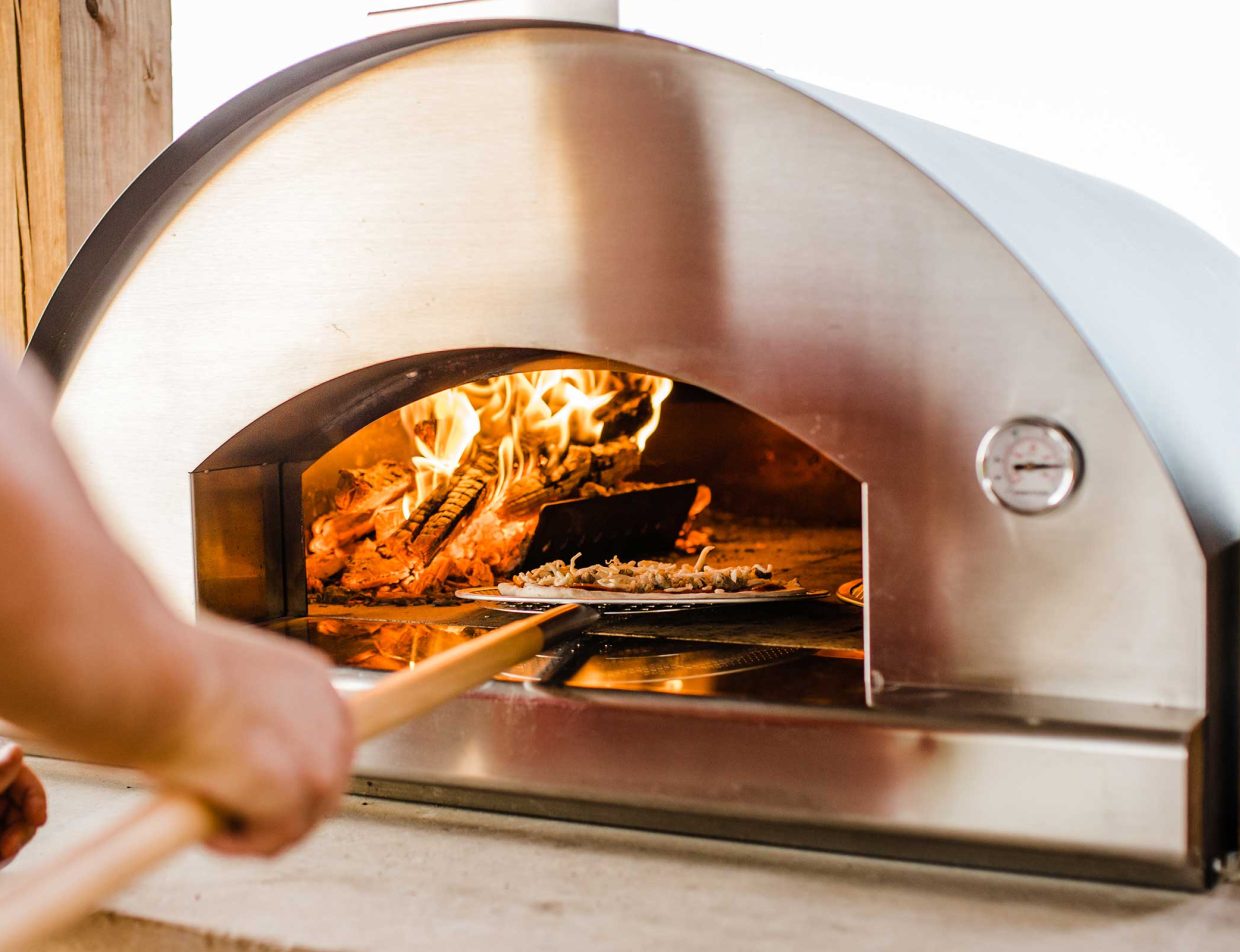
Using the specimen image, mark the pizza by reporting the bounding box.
[496,547,802,599]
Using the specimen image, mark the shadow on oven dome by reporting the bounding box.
[191,349,866,705]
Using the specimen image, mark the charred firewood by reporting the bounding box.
[306,550,349,591]
[340,453,496,591]
[596,387,654,442]
[333,460,416,512]
[403,480,453,536]
[340,540,417,592]
[499,444,593,518]
[587,437,641,488]
[337,482,451,592]
[307,509,374,554]
[497,437,640,517]
[371,502,406,542]
[405,451,497,567]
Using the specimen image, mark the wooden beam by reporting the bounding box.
[59,0,171,258]
[19,0,68,340]
[1,0,169,356]
[1,3,25,356]
[2,0,68,355]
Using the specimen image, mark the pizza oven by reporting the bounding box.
[26,19,1240,889]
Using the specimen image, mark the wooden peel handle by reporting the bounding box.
[0,603,599,951]
[345,603,597,740]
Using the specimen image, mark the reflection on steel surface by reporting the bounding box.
[277,615,1202,886]
[342,669,1200,888]
[836,579,865,608]
[288,616,835,694]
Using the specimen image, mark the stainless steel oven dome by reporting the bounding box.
[26,19,1240,888]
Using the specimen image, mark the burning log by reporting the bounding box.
[499,444,593,518]
[306,550,349,592]
[587,437,641,488]
[405,451,497,567]
[306,509,375,591]
[333,460,416,512]
[401,480,452,538]
[340,452,496,591]
[338,540,416,593]
[497,439,640,518]
[307,509,374,554]
[372,502,406,542]
[307,371,677,601]
[597,388,654,442]
[335,475,454,584]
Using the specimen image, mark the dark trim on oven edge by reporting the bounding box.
[22,18,611,386]
[195,349,563,471]
[1204,541,1240,884]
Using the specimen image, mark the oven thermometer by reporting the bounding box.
[976,418,1082,514]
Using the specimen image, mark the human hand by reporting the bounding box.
[141,616,354,857]
[0,742,47,867]
[0,360,351,859]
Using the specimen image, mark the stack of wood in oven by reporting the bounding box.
[306,383,659,603]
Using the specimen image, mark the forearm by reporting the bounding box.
[0,362,203,765]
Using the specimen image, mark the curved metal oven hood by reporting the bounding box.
[29,18,1221,706]
[790,81,1240,559]
[30,21,1240,563]
[20,19,1239,885]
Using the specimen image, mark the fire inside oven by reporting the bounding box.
[197,365,865,702]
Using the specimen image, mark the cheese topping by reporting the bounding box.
[507,547,792,594]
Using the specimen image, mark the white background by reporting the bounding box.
[171,0,1240,254]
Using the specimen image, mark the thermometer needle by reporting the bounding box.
[1012,462,1062,471]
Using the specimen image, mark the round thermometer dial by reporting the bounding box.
[976,419,1082,514]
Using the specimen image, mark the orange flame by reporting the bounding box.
[397,370,671,516]
[397,389,480,518]
[305,369,676,601]
[632,376,673,451]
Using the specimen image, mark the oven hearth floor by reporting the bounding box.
[20,757,1240,952]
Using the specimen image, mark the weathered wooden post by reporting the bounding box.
[1,0,170,354]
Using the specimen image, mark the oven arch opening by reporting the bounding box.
[191,348,867,705]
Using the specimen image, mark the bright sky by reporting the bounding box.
[172,0,1239,254]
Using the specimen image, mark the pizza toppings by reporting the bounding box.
[500,547,798,596]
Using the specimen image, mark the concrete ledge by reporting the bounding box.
[33,912,313,952]
[7,757,1240,951]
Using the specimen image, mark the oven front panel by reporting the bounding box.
[335,668,1203,889]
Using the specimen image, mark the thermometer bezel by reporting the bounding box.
[976,417,1083,515]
